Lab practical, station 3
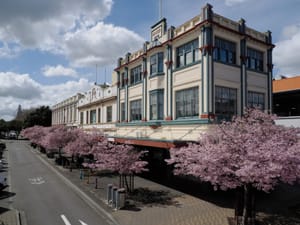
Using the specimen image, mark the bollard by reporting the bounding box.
[116,188,126,210]
[112,186,118,209]
[107,184,113,205]
[95,177,98,189]
[79,169,84,180]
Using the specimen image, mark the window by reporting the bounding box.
[130,99,142,121]
[150,90,164,120]
[106,106,112,122]
[130,65,142,85]
[80,112,84,124]
[90,110,96,124]
[176,39,199,68]
[248,91,265,110]
[247,48,263,72]
[120,72,125,88]
[97,108,101,123]
[150,52,164,76]
[213,37,236,64]
[215,86,237,119]
[175,87,199,118]
[86,111,89,124]
[121,102,125,122]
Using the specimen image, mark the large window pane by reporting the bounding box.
[247,48,263,72]
[90,110,96,124]
[175,87,199,118]
[213,37,236,64]
[176,39,199,68]
[130,65,142,85]
[215,86,237,119]
[130,99,142,121]
[248,91,265,110]
[150,52,164,76]
[150,90,164,120]
[106,106,112,122]
[121,102,125,122]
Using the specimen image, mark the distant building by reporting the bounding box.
[51,94,83,127]
[112,4,274,148]
[273,76,300,116]
[77,81,117,136]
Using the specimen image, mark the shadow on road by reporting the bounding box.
[0,190,16,200]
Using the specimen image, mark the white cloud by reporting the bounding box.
[0,0,145,68]
[64,22,144,67]
[273,24,300,76]
[0,72,42,99]
[224,0,249,6]
[0,71,93,121]
[42,65,78,78]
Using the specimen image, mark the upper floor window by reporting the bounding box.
[80,112,84,124]
[130,99,142,121]
[150,89,164,120]
[213,37,236,64]
[120,72,125,88]
[175,87,199,119]
[176,39,199,68]
[106,106,112,122]
[150,52,164,76]
[90,110,96,124]
[215,86,237,119]
[130,65,142,85]
[120,102,125,122]
[247,48,263,72]
[248,91,265,110]
[98,108,101,123]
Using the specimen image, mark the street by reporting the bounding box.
[3,140,116,225]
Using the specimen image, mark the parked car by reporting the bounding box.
[0,175,7,190]
[8,131,17,139]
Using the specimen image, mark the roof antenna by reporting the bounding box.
[159,0,162,20]
[95,64,98,85]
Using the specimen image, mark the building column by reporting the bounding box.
[201,4,214,119]
[142,50,148,121]
[266,30,273,113]
[116,71,120,122]
[165,26,174,120]
[239,19,247,115]
[124,66,129,122]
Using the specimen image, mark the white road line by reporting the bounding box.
[61,214,72,225]
[79,219,88,225]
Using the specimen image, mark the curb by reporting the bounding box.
[30,147,120,225]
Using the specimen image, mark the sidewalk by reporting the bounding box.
[45,154,234,225]
[0,209,18,225]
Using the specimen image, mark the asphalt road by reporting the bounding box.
[5,140,116,225]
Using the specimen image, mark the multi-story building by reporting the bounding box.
[77,81,117,136]
[51,93,83,127]
[112,4,273,149]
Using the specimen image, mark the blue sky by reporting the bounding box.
[0,0,300,120]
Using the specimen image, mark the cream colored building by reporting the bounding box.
[77,82,117,135]
[52,93,83,127]
[113,4,274,148]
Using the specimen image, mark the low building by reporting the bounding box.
[77,82,117,136]
[112,4,274,149]
[51,93,83,127]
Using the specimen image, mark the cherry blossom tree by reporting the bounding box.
[167,108,300,225]
[21,125,48,149]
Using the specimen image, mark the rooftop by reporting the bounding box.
[273,76,300,93]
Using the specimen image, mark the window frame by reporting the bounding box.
[213,37,236,65]
[130,65,142,85]
[150,52,164,76]
[248,91,265,110]
[215,86,237,119]
[120,102,125,122]
[246,47,264,72]
[106,106,112,123]
[130,99,142,121]
[90,109,96,124]
[150,89,164,120]
[175,87,199,119]
[176,39,199,68]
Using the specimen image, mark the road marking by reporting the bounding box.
[79,219,88,225]
[28,177,45,185]
[61,214,72,225]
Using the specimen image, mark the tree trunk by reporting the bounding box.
[241,184,249,225]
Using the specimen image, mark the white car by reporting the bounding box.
[0,175,7,190]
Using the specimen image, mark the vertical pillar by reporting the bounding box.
[124,66,129,122]
[116,71,120,122]
[266,31,273,113]
[201,4,214,119]
[239,18,247,115]
[142,52,148,121]
[165,26,174,120]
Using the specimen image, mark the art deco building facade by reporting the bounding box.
[113,4,274,148]
[51,94,83,127]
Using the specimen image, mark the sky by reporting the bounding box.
[0,0,300,121]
